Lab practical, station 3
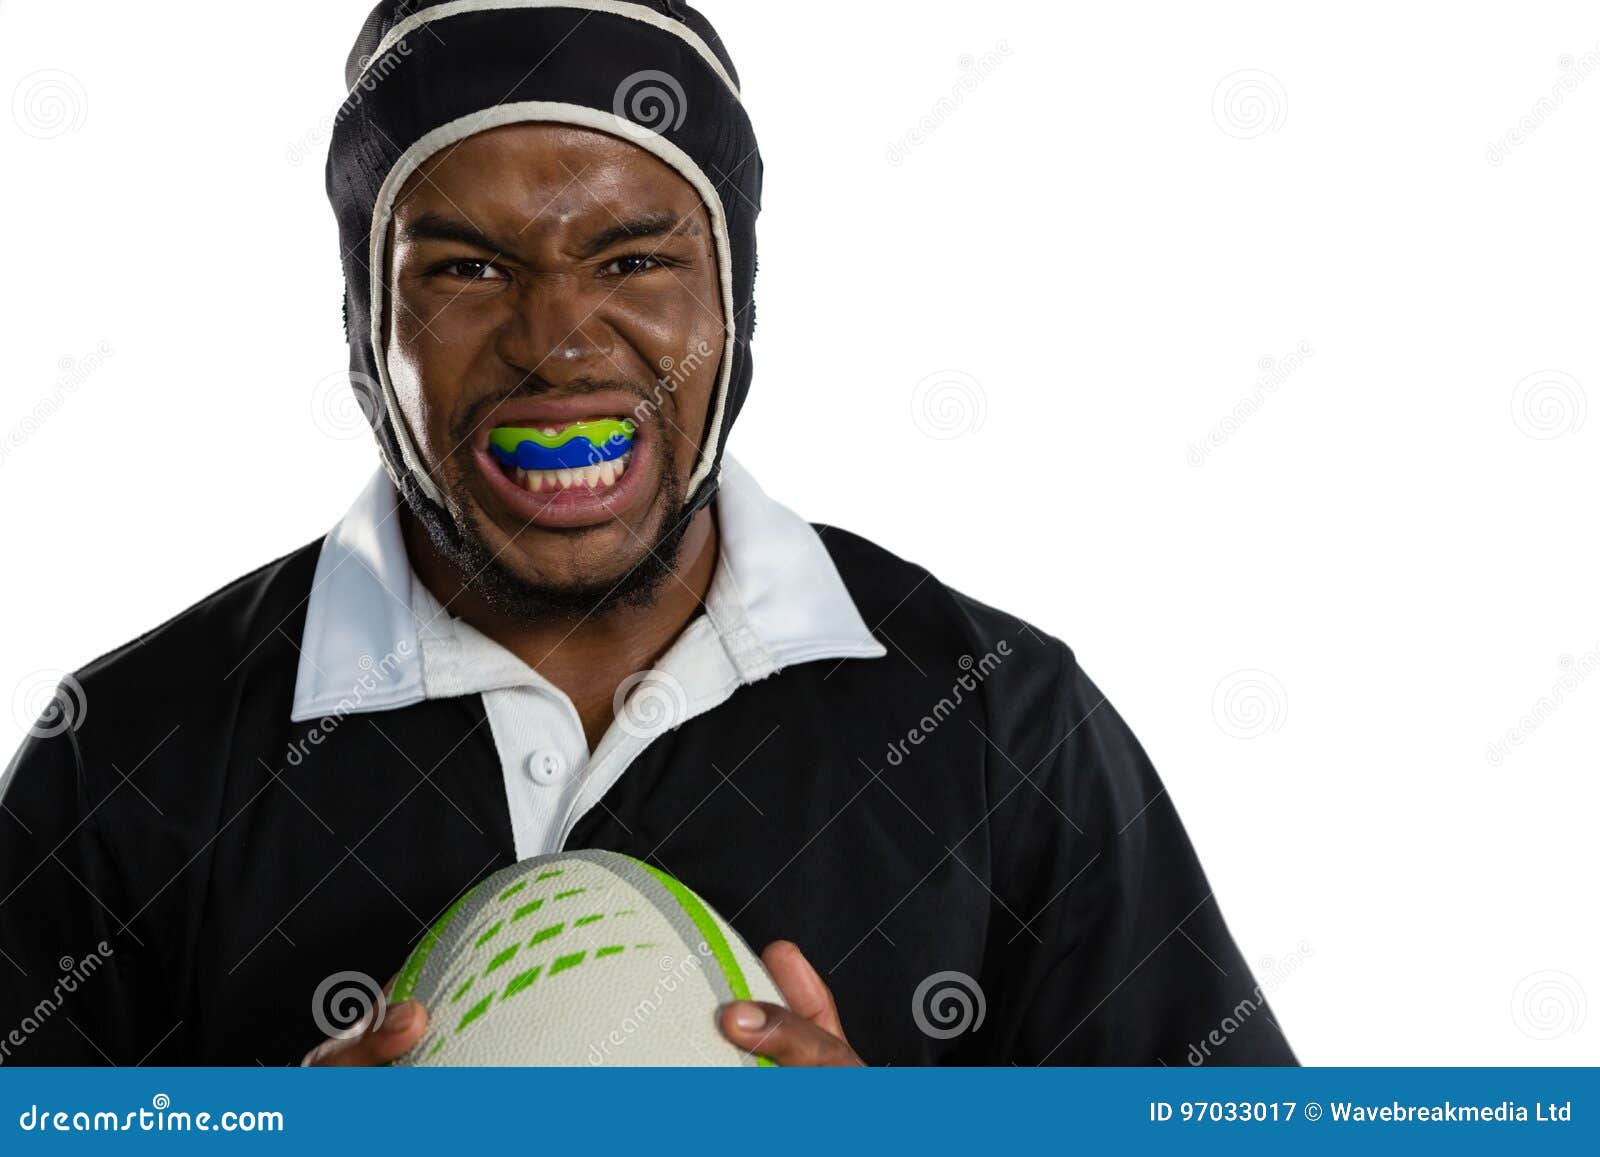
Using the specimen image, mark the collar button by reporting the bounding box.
[526,749,569,785]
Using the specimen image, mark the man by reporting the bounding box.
[0,0,1295,1067]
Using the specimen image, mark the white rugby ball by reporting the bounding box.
[390,850,784,1066]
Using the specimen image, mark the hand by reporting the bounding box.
[718,940,863,1066]
[301,974,428,1066]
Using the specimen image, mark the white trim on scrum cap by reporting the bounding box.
[369,101,736,508]
[349,0,741,101]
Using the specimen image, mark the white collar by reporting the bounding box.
[289,458,884,722]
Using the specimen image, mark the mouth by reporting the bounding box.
[487,418,636,494]
[471,401,656,530]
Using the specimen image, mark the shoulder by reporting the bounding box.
[47,538,325,778]
[813,522,1143,777]
[811,522,1115,770]
[76,538,324,694]
[814,521,1078,678]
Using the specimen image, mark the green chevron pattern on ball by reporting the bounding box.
[391,851,784,1066]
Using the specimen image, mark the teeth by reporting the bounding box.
[511,451,631,494]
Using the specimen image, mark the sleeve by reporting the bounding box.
[972,646,1298,1066]
[0,697,160,1065]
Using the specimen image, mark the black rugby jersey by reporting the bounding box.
[0,521,1294,1067]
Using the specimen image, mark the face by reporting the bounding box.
[384,122,724,612]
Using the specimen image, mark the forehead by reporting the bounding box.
[392,122,708,239]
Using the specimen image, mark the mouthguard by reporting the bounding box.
[488,419,636,471]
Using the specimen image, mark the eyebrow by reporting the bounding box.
[399,212,512,254]
[570,211,697,259]
[399,209,700,262]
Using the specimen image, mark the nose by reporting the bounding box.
[495,280,618,383]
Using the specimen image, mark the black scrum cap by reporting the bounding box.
[327,0,762,518]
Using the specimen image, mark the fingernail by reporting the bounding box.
[380,1000,417,1035]
[727,1001,766,1032]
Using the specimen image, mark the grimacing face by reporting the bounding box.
[383,122,725,612]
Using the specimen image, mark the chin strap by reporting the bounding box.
[681,467,720,519]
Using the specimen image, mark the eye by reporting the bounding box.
[439,258,508,281]
[601,254,663,277]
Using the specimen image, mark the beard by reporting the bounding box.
[400,434,695,621]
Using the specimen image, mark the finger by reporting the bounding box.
[761,940,845,1039]
[719,1000,860,1067]
[301,997,427,1066]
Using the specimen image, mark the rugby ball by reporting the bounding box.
[390,850,784,1066]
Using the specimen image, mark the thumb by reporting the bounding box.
[301,974,428,1066]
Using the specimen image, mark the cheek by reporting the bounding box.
[387,292,490,459]
[613,282,725,446]
[673,308,728,448]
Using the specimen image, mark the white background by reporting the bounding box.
[2,1,1597,1065]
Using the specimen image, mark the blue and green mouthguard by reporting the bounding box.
[488,419,636,471]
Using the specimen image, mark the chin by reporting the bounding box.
[413,458,693,619]
[453,503,690,619]
[492,504,664,566]
[478,548,678,617]
[510,543,657,594]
